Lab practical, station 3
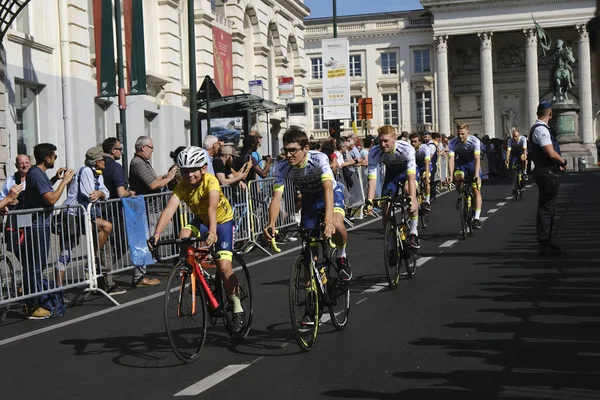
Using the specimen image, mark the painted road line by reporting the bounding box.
[356,298,368,305]
[480,217,488,222]
[488,208,498,214]
[497,202,506,206]
[440,240,458,248]
[363,283,388,293]
[505,196,513,200]
[417,257,433,266]
[174,364,251,396]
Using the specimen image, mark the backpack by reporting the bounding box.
[37,278,66,318]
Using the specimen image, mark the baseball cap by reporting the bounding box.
[538,100,552,111]
[85,146,105,162]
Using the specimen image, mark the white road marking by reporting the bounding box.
[0,190,457,348]
[480,217,488,222]
[497,202,506,206]
[363,283,388,293]
[505,196,513,200]
[488,209,498,214]
[356,298,368,305]
[174,364,251,396]
[417,257,433,266]
[526,184,533,188]
[440,240,458,248]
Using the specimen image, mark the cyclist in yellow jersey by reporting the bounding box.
[148,146,244,332]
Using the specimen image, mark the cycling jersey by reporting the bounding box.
[173,173,234,224]
[415,144,431,170]
[448,135,481,166]
[507,136,527,155]
[426,140,438,166]
[367,140,416,180]
[272,150,337,195]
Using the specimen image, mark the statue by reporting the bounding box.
[503,108,518,137]
[535,20,577,102]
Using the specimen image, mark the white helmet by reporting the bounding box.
[177,146,207,168]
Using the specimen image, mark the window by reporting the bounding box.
[381,52,397,75]
[144,112,158,138]
[345,96,361,128]
[95,101,110,143]
[15,5,30,35]
[15,82,38,158]
[311,58,323,79]
[312,98,326,130]
[416,91,433,124]
[382,93,399,126]
[88,0,95,55]
[349,54,362,77]
[414,49,431,74]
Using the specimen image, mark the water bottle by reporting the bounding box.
[319,266,327,285]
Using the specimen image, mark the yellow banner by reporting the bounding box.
[327,68,347,78]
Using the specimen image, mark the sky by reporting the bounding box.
[304,0,424,18]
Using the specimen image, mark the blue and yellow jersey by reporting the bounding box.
[415,143,431,169]
[272,150,337,195]
[173,173,233,224]
[367,140,417,180]
[449,135,481,165]
[507,136,527,154]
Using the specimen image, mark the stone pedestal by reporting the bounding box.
[550,101,594,170]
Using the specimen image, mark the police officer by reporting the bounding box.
[529,100,567,257]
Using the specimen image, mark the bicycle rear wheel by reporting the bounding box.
[220,254,254,340]
[460,195,468,240]
[327,261,350,331]
[383,219,401,289]
[164,263,207,363]
[420,208,429,229]
[402,248,417,278]
[289,256,319,351]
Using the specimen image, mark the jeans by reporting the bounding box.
[22,224,51,307]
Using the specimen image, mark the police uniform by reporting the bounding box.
[529,101,564,252]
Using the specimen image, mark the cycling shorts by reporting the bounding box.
[453,161,482,186]
[382,170,409,197]
[416,165,432,182]
[184,218,234,261]
[301,185,345,235]
[510,154,525,166]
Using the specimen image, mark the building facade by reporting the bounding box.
[0,0,309,184]
[305,0,597,163]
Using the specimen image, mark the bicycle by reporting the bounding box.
[153,235,253,363]
[268,222,350,352]
[416,176,430,229]
[455,178,475,240]
[510,161,526,201]
[371,186,418,289]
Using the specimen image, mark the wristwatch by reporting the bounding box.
[561,159,568,168]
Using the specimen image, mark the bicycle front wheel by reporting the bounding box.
[460,195,468,240]
[289,256,319,351]
[384,219,401,289]
[327,261,350,331]
[164,263,207,363]
[221,254,254,340]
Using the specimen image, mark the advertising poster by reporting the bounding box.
[322,38,350,120]
[212,26,233,96]
[201,117,243,147]
[278,76,295,100]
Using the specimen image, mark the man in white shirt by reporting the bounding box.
[0,154,30,205]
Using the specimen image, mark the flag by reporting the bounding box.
[124,0,147,95]
[93,0,116,97]
[532,16,552,60]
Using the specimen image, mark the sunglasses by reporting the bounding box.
[282,147,303,156]
[146,145,154,150]
[114,147,123,151]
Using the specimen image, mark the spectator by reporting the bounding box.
[400,131,410,142]
[23,143,74,319]
[58,147,119,293]
[321,139,340,171]
[234,135,272,183]
[202,135,219,175]
[335,140,353,168]
[129,136,174,287]
[0,154,30,204]
[249,130,264,164]
[346,136,364,166]
[360,135,374,163]
[213,145,249,187]
[129,136,177,194]
[167,145,186,191]
[0,183,24,212]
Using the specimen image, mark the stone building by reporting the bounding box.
[0,0,309,184]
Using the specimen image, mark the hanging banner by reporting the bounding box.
[322,38,350,120]
[124,0,147,95]
[93,0,117,97]
[249,79,263,98]
[278,76,295,100]
[212,26,233,96]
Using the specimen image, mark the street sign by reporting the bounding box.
[278,76,295,100]
[249,79,263,98]
[358,97,373,120]
[323,38,350,120]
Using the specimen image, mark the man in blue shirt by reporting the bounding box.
[23,143,74,319]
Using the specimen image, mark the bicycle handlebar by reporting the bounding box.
[151,234,211,263]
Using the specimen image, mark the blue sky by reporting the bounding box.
[304,0,424,18]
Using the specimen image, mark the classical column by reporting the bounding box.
[577,24,594,145]
[434,35,451,135]
[524,28,539,126]
[478,32,496,138]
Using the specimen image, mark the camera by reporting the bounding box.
[262,155,271,161]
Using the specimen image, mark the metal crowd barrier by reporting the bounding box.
[0,204,102,309]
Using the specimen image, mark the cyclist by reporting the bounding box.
[446,123,483,229]
[365,125,420,249]
[505,127,528,189]
[263,127,351,281]
[147,146,244,333]
[409,133,431,211]
[423,131,439,203]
